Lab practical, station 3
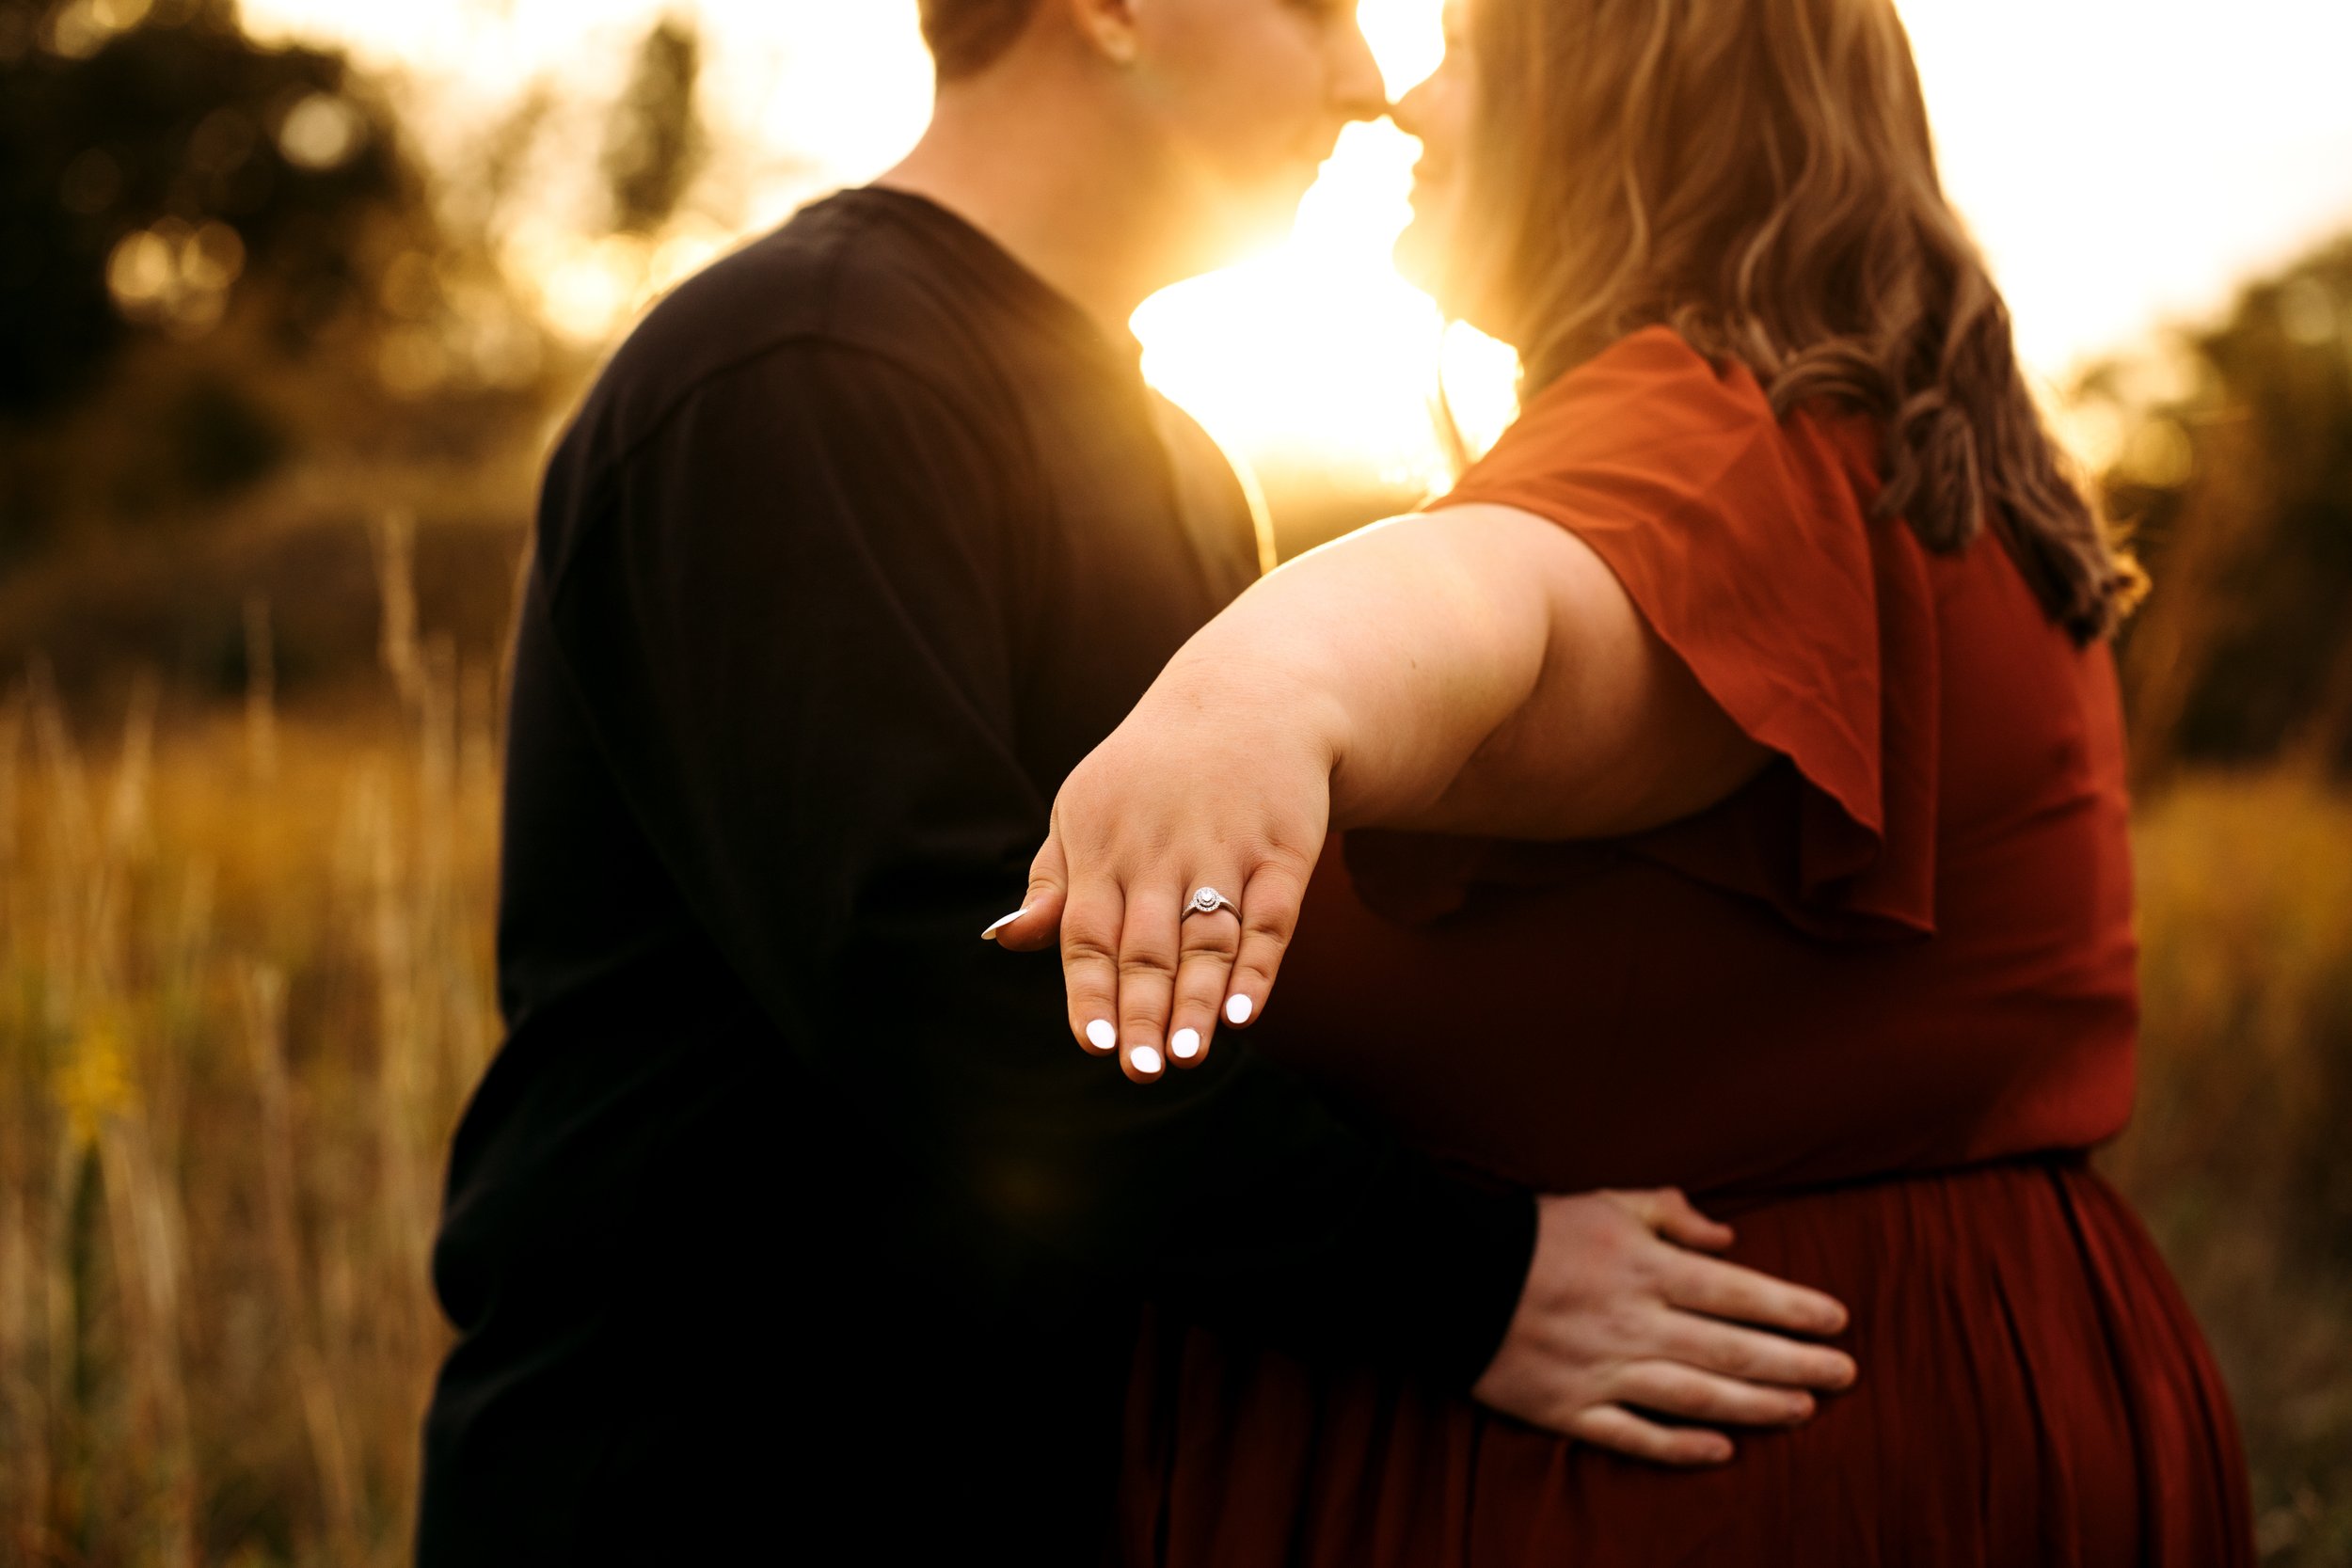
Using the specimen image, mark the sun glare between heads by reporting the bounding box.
[1133,0,1519,495]
[1132,119,1518,499]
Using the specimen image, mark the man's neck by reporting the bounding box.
[876,75,1207,342]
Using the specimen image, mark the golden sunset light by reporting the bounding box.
[228,0,2352,484]
[12,0,2352,1556]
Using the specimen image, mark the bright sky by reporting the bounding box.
[240,0,2352,486]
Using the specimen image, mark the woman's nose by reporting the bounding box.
[1391,78,1429,139]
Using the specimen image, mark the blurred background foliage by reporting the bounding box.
[0,1,2348,1564]
[2088,235,2352,784]
[0,0,552,545]
[0,0,683,707]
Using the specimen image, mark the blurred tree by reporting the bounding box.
[0,0,562,570]
[0,0,414,419]
[2090,234,2352,783]
[600,14,705,237]
[0,0,422,559]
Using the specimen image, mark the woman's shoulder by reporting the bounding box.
[1438,325,1935,940]
[1450,325,1884,525]
[1480,325,1775,466]
[1444,325,1879,562]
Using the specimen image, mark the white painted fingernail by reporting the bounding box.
[1225,994,1253,1025]
[1130,1045,1164,1075]
[1169,1028,1200,1060]
[1085,1019,1117,1052]
[980,907,1026,941]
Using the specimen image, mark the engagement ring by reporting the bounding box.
[1184,887,1240,920]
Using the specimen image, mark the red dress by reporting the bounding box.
[1115,328,2253,1566]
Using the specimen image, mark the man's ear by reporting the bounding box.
[1063,0,1141,66]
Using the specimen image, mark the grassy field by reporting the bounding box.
[2113,769,2352,1562]
[1,634,2348,1564]
[0,592,502,1565]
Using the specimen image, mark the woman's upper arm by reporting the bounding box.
[1401,503,1774,840]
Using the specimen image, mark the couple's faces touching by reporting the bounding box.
[1069,0,1386,257]
[1063,0,1482,298]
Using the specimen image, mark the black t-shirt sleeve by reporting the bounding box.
[533,341,1534,1387]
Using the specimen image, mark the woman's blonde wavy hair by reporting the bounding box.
[1456,0,2145,642]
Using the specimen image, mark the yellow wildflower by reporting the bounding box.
[54,1016,135,1148]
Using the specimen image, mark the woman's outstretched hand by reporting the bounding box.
[982,656,1330,1082]
[977,505,1770,1082]
[1476,1188,1857,1464]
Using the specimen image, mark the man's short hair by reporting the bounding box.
[918,0,1043,80]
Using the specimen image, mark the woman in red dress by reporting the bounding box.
[985,0,2255,1560]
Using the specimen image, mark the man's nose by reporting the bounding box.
[1329,14,1390,123]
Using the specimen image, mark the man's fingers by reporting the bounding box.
[1060,879,1125,1058]
[1221,858,1310,1030]
[1611,1187,1735,1252]
[989,832,1068,952]
[1655,1189,1736,1252]
[1653,1311,1859,1390]
[1113,887,1184,1081]
[1166,880,1243,1069]
[1609,1359,1817,1430]
[1563,1403,1734,1467]
[1660,1251,1851,1338]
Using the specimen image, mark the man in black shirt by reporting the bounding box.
[418,2,1843,1560]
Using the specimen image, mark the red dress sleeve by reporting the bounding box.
[1415,325,1941,941]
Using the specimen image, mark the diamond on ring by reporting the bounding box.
[1185,887,1239,920]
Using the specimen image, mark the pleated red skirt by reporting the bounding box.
[1116,1158,2251,1567]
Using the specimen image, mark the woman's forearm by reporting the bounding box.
[1147,508,1560,832]
[992,502,1767,1085]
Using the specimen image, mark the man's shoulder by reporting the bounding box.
[564,189,1003,472]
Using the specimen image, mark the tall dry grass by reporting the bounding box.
[0,532,2346,1561]
[2107,771,2352,1564]
[0,519,501,1566]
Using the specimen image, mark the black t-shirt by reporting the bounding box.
[417,187,1534,1563]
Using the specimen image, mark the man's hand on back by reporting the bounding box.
[1471,1188,1856,1465]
